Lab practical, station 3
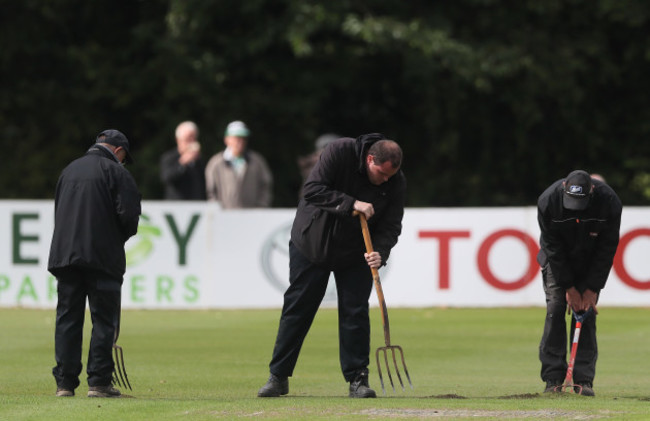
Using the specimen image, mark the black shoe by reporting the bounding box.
[257,374,289,397]
[575,381,595,396]
[543,379,562,393]
[349,370,376,398]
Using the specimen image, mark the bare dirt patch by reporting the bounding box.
[498,393,541,399]
[424,394,467,399]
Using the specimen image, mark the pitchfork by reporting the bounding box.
[112,302,132,391]
[554,309,593,394]
[355,211,413,394]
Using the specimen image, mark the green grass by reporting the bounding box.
[1,307,650,420]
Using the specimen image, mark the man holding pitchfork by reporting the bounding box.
[537,170,622,396]
[258,133,405,398]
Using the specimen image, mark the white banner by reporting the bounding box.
[1,201,649,308]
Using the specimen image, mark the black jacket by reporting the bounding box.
[291,133,406,270]
[537,178,622,292]
[160,149,207,200]
[48,145,142,281]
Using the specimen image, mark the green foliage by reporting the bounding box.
[2,307,650,419]
[2,0,650,206]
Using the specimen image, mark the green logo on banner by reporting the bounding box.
[126,214,162,267]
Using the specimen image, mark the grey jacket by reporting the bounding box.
[205,150,273,208]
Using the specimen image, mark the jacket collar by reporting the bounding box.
[87,144,121,164]
[355,133,386,174]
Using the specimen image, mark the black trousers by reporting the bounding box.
[539,264,598,384]
[269,242,373,382]
[52,266,121,390]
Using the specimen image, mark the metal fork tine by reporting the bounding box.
[115,345,126,389]
[111,346,117,387]
[356,212,413,395]
[115,344,132,390]
[375,349,386,395]
[121,354,132,391]
[389,347,405,391]
[113,344,126,389]
[556,383,582,394]
[112,366,120,388]
[112,345,122,388]
[396,346,413,389]
[381,347,396,392]
[374,345,413,394]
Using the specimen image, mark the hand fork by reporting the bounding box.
[112,302,132,391]
[554,309,592,394]
[355,212,413,394]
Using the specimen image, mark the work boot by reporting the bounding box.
[56,388,74,397]
[257,374,289,397]
[575,381,595,396]
[349,370,376,398]
[543,379,562,393]
[88,385,121,398]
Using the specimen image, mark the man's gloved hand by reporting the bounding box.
[565,287,583,315]
[582,289,599,315]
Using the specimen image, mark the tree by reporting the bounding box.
[2,0,650,206]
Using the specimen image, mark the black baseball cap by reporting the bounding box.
[563,170,592,210]
[96,129,133,164]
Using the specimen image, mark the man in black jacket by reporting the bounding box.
[258,133,406,398]
[537,170,622,397]
[160,121,206,200]
[48,129,141,398]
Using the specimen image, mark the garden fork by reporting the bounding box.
[554,309,593,394]
[355,212,413,394]
[112,301,132,391]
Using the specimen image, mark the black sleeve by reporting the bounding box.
[538,193,575,289]
[115,169,142,241]
[160,151,186,184]
[371,174,406,265]
[583,194,622,291]
[302,141,356,216]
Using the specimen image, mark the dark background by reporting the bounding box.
[2,0,649,207]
